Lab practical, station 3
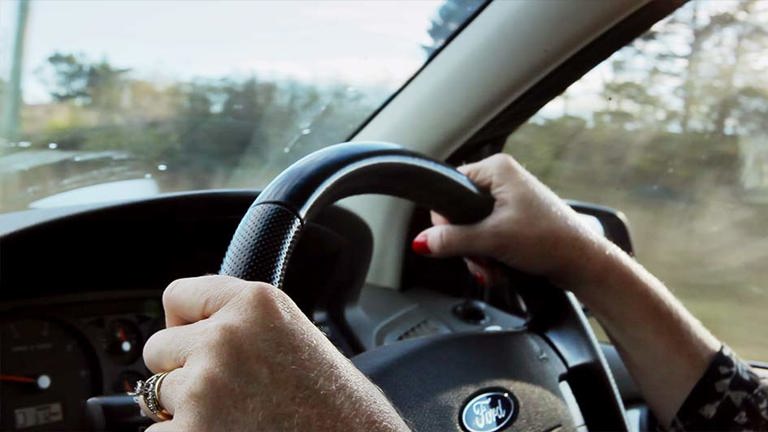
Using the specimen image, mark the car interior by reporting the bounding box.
[2,1,767,431]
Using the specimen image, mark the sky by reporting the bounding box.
[1,0,445,104]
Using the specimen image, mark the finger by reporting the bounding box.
[457,160,493,188]
[464,258,490,286]
[143,322,205,373]
[465,258,509,288]
[163,275,258,327]
[459,153,521,190]
[145,421,179,432]
[137,368,186,420]
[137,390,167,423]
[155,368,185,417]
[430,210,450,226]
[412,224,488,258]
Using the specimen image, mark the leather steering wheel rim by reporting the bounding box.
[219,142,629,432]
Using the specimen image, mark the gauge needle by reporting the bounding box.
[0,374,52,389]
[116,326,133,353]
[0,374,36,383]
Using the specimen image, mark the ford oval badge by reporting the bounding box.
[460,390,517,432]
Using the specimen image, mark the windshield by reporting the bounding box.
[0,0,482,213]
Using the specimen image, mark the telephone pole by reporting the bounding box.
[1,0,30,146]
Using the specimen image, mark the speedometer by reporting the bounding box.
[1,318,99,431]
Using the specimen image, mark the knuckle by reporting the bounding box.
[162,278,185,309]
[142,330,185,372]
[142,334,160,368]
[186,366,226,402]
[488,153,510,165]
[240,282,288,315]
[489,153,517,171]
[198,366,225,390]
[204,321,244,362]
[143,330,161,353]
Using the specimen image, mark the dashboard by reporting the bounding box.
[0,190,626,432]
[0,190,536,431]
[0,191,375,431]
[4,190,763,432]
[1,294,161,430]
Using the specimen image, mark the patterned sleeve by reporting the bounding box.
[668,346,768,431]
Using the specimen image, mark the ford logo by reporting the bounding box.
[460,390,518,432]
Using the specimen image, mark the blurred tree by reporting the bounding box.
[732,86,768,135]
[596,1,768,137]
[43,53,129,110]
[423,0,483,57]
[173,78,274,187]
[678,2,706,133]
[705,1,768,137]
[601,81,661,128]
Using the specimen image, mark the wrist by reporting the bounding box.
[546,230,624,297]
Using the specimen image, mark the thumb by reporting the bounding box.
[412,224,484,258]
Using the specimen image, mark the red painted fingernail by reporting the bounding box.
[411,235,431,255]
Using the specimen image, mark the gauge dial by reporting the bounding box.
[104,319,143,364]
[1,318,99,431]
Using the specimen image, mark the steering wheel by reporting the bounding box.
[220,142,629,432]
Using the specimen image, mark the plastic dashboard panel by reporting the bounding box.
[0,191,372,310]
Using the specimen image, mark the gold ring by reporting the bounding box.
[130,371,173,421]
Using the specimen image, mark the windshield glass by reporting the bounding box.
[0,0,482,213]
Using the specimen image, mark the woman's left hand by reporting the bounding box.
[141,275,409,431]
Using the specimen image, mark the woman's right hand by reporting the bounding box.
[417,155,723,427]
[412,153,613,290]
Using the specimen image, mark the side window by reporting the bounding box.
[505,2,768,360]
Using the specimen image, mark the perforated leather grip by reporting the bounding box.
[220,142,494,289]
[219,203,302,287]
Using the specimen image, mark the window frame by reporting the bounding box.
[448,0,686,166]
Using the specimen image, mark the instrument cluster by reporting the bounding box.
[0,293,163,431]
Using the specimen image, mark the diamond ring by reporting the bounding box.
[130,371,172,421]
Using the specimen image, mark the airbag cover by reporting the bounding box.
[352,331,575,432]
